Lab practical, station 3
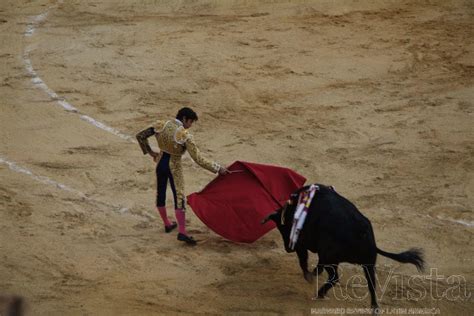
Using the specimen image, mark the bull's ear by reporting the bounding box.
[261,211,279,224]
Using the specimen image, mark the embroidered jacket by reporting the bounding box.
[136,119,221,173]
[136,119,221,209]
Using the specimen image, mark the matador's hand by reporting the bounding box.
[218,166,230,175]
[149,151,159,162]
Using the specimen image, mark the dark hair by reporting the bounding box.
[176,107,198,122]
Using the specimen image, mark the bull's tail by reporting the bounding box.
[377,247,425,272]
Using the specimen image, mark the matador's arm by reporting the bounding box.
[185,135,221,174]
[136,127,155,155]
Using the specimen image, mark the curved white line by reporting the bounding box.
[21,3,134,213]
[437,216,474,228]
[425,214,473,228]
[0,156,84,196]
[16,2,208,218]
[80,114,133,141]
[23,51,78,112]
[23,2,135,143]
[23,2,199,168]
[25,10,50,37]
[0,155,130,214]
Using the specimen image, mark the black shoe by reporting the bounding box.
[165,222,177,233]
[177,233,197,246]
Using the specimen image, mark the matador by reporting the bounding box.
[136,107,229,245]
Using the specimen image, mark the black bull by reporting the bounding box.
[262,184,424,310]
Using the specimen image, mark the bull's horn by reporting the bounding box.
[261,212,277,224]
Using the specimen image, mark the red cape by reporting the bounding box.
[187,161,306,243]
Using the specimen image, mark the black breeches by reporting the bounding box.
[156,152,178,209]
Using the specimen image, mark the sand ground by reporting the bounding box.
[0,0,473,315]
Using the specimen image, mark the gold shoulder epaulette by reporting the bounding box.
[153,120,168,132]
[174,126,192,144]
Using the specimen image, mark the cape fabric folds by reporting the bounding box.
[187,161,306,243]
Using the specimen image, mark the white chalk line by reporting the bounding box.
[23,4,135,143]
[23,49,134,142]
[21,4,174,218]
[21,2,211,167]
[20,4,138,214]
[425,214,473,228]
[24,10,50,37]
[0,156,84,196]
[26,41,188,163]
[0,155,130,214]
[436,216,474,228]
[23,8,200,164]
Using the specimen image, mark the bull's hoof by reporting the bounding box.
[304,271,314,283]
[311,293,326,301]
[372,307,380,316]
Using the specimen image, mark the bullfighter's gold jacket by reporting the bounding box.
[137,119,221,209]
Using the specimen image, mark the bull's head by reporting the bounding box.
[261,191,301,252]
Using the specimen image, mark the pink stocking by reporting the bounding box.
[175,209,187,235]
[157,206,172,227]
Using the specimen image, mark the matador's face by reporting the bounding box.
[183,118,195,129]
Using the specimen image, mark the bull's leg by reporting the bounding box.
[296,248,313,283]
[316,264,339,298]
[313,261,324,276]
[363,265,379,314]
